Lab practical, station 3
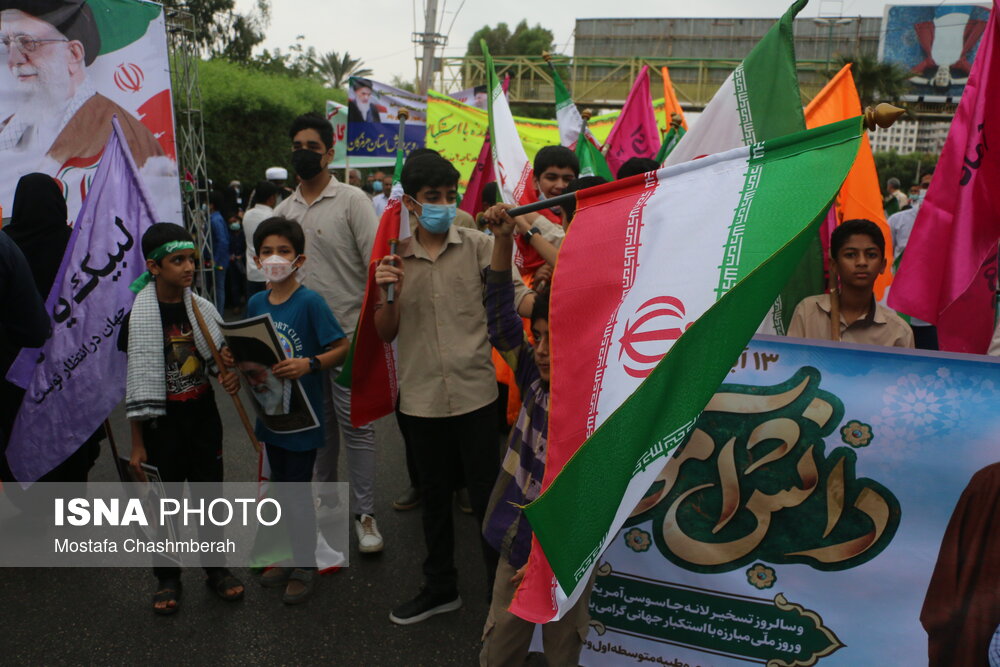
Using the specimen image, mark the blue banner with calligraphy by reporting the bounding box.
[346,77,425,167]
[576,335,1000,666]
[5,118,157,483]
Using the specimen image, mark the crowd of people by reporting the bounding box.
[0,106,982,666]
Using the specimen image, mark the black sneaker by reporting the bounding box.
[389,588,462,625]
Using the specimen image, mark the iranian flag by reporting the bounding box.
[336,141,410,426]
[576,119,613,180]
[484,42,547,272]
[548,56,596,149]
[664,0,816,335]
[665,0,807,167]
[510,117,865,622]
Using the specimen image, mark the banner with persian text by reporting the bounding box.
[577,335,999,666]
[346,77,425,168]
[426,91,674,190]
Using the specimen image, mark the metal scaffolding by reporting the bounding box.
[164,7,214,303]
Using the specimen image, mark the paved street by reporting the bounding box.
[0,394,523,666]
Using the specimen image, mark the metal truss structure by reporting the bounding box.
[164,7,214,303]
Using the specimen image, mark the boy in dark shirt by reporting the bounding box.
[121,223,243,615]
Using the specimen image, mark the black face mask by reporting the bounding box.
[291,149,324,180]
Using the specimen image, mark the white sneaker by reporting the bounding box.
[355,514,384,553]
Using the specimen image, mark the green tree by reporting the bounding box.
[196,59,345,187]
[309,51,373,89]
[837,54,912,107]
[465,21,556,118]
[873,150,938,192]
[466,20,554,56]
[163,0,269,62]
[249,37,319,79]
[390,74,418,93]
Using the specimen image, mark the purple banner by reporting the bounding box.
[6,117,158,482]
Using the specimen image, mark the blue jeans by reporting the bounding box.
[213,267,227,313]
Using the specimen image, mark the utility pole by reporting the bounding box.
[413,0,447,94]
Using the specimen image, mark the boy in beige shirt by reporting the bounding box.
[788,219,914,348]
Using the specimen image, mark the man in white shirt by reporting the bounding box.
[371,173,393,218]
[242,181,278,301]
[887,170,937,349]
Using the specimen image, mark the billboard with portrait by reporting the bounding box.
[879,4,992,99]
[346,76,425,168]
[0,0,182,225]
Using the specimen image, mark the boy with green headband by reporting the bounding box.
[118,223,244,615]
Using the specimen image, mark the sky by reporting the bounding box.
[233,0,987,86]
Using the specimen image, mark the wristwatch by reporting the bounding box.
[308,356,322,374]
[523,226,542,242]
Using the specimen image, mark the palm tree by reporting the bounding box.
[837,54,911,108]
[310,50,373,88]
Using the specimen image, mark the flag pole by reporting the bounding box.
[828,263,841,342]
[386,108,409,305]
[189,297,262,453]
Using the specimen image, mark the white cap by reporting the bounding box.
[265,167,287,181]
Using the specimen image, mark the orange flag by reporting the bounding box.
[660,65,688,131]
[805,63,893,300]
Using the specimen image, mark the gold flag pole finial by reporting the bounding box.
[542,50,552,63]
[864,103,906,131]
[397,108,409,122]
[581,108,593,122]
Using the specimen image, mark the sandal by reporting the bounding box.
[153,579,182,615]
[206,568,244,601]
[283,568,316,605]
[260,566,292,588]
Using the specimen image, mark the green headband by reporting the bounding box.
[128,241,196,293]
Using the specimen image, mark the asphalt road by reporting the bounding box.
[0,392,541,666]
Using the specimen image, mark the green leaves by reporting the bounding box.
[195,59,346,188]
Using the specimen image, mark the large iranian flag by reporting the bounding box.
[335,143,410,426]
[665,0,807,167]
[510,117,865,623]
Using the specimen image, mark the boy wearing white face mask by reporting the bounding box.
[375,153,531,625]
[246,217,349,603]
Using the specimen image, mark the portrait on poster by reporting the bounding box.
[220,315,319,434]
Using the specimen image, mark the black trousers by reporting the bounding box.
[143,397,225,581]
[913,324,939,351]
[397,402,501,596]
[264,443,318,568]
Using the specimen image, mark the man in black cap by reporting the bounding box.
[0,0,164,214]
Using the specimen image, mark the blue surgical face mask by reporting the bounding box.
[372,180,384,193]
[414,200,456,234]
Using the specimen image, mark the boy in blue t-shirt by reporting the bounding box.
[242,217,348,604]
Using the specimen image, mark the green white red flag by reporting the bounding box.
[484,41,547,272]
[576,119,614,180]
[549,58,597,150]
[666,0,807,167]
[336,140,409,426]
[510,117,865,623]
[664,0,815,336]
[654,125,686,165]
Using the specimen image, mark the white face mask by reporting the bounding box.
[260,255,299,282]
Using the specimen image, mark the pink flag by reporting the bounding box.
[602,66,662,176]
[888,1,1000,354]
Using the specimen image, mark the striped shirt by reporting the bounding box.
[481,269,548,568]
